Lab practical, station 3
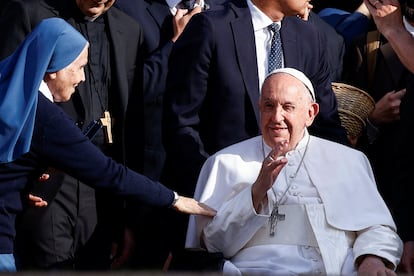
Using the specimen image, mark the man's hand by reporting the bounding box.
[172,6,202,42]
[28,194,48,207]
[364,0,402,37]
[38,173,50,182]
[27,172,51,207]
[110,227,135,269]
[369,88,406,125]
[398,241,414,273]
[357,255,396,276]
[364,0,414,73]
[297,3,313,21]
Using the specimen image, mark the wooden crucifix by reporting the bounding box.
[100,111,113,144]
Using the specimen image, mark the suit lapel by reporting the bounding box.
[147,1,171,29]
[230,2,260,126]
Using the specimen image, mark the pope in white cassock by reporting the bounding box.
[185,68,403,275]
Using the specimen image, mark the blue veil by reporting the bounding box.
[0,18,88,163]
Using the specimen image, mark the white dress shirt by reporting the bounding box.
[247,0,282,91]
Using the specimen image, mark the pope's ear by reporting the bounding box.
[306,102,319,126]
[311,102,319,117]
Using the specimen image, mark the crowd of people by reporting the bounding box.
[0,0,413,274]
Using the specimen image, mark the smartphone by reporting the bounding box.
[83,119,102,140]
[177,0,209,11]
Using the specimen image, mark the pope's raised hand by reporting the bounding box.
[251,140,289,212]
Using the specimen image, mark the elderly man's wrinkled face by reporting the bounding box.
[259,73,318,153]
[45,45,89,102]
[75,0,115,18]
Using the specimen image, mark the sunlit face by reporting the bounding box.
[75,0,115,18]
[254,0,311,19]
[259,73,319,153]
[44,44,89,102]
[280,0,311,17]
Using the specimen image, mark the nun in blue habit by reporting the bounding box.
[0,17,89,163]
[0,18,214,272]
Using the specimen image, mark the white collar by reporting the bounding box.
[39,80,54,102]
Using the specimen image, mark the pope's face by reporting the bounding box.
[75,0,115,18]
[259,73,318,153]
[45,45,89,102]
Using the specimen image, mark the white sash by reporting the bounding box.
[244,204,355,275]
[245,204,318,248]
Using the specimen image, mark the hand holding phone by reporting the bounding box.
[177,0,209,11]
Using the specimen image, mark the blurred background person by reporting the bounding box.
[363,0,414,272]
[113,0,222,269]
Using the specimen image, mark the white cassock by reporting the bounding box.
[186,131,402,275]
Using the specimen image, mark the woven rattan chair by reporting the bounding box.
[332,82,375,146]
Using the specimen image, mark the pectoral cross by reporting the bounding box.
[269,204,285,236]
[100,111,113,144]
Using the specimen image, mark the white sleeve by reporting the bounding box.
[353,225,403,269]
[202,186,270,258]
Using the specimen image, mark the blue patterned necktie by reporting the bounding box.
[267,23,283,73]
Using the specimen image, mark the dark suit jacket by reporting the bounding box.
[308,11,346,82]
[0,93,173,255]
[162,0,347,196]
[115,0,226,181]
[114,0,173,181]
